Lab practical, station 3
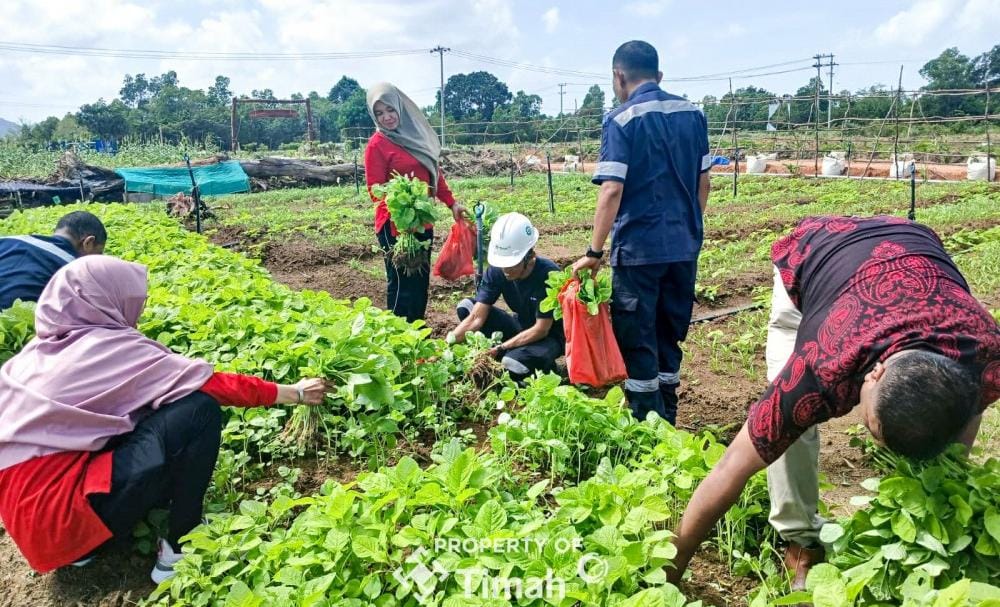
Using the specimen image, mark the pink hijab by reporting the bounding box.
[0,256,213,471]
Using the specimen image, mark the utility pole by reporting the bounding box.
[431,46,450,147]
[813,55,823,177]
[827,54,836,127]
[558,83,567,116]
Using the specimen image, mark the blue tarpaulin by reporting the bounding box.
[114,161,250,196]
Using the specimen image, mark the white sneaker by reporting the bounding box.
[150,538,183,584]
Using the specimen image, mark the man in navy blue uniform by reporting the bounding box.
[574,41,711,424]
[0,211,107,310]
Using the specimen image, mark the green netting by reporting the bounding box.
[114,161,250,196]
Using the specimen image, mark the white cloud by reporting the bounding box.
[724,23,747,37]
[542,7,559,33]
[873,0,955,46]
[624,0,670,17]
[955,0,1000,33]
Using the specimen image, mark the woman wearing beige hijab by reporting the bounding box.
[365,83,464,323]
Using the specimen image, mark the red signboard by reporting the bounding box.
[248,109,299,118]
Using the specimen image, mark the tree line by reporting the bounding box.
[7,45,998,151]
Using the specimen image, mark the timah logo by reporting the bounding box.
[391,547,451,605]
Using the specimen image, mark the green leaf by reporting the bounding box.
[916,530,949,557]
[933,578,971,607]
[882,542,907,561]
[772,592,814,605]
[985,507,1000,543]
[474,499,508,533]
[224,582,262,607]
[820,523,845,544]
[526,479,550,500]
[351,535,387,563]
[891,510,918,543]
[916,557,950,577]
[950,495,974,526]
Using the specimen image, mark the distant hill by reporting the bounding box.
[0,117,19,138]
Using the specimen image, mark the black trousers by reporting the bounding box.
[610,261,697,424]
[456,298,563,380]
[88,391,222,551]
[377,224,433,323]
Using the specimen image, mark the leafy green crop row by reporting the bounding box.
[147,438,700,607]
[0,204,489,466]
[816,448,999,604]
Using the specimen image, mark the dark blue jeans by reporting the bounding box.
[377,225,433,323]
[610,261,697,424]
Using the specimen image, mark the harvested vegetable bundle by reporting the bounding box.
[374,173,440,275]
[539,267,613,319]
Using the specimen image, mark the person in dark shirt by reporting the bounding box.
[667,216,999,588]
[0,211,107,310]
[573,40,712,425]
[448,213,564,380]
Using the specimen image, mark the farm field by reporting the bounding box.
[0,174,997,607]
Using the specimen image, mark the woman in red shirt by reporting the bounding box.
[365,82,464,322]
[0,256,327,583]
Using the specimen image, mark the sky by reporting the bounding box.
[2,0,1000,124]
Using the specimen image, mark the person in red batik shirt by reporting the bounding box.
[666,216,999,588]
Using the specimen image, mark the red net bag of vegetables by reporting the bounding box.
[433,219,476,281]
[542,269,627,387]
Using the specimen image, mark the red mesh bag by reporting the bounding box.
[559,279,628,387]
[433,220,477,281]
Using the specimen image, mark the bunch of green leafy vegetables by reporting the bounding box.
[816,446,999,604]
[373,173,440,275]
[147,439,702,607]
[539,267,613,320]
[0,300,35,365]
[775,563,999,607]
[489,375,775,563]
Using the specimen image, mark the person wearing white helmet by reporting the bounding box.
[448,213,565,380]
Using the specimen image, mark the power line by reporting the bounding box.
[0,41,430,61]
[450,50,607,79]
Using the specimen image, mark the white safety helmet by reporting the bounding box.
[488,212,539,268]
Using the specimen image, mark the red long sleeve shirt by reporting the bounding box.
[364,131,456,235]
[0,372,278,573]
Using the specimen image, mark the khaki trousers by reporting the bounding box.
[764,267,826,546]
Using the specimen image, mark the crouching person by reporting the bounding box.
[0,256,328,583]
[448,213,564,380]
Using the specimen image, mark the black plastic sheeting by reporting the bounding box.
[0,178,124,206]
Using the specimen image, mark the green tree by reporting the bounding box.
[510,90,542,118]
[207,75,232,106]
[335,88,373,143]
[52,114,90,141]
[578,85,605,116]
[77,99,131,139]
[971,44,1000,88]
[120,73,152,108]
[920,47,980,117]
[788,77,827,124]
[27,116,60,144]
[328,76,362,103]
[438,71,511,121]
